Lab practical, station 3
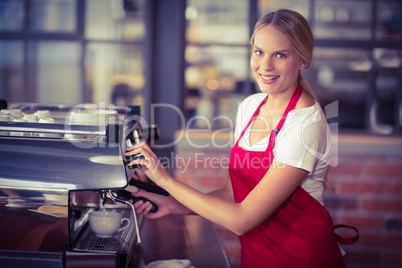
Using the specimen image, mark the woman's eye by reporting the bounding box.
[276,53,286,59]
[254,50,263,56]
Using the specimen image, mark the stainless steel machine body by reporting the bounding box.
[0,103,147,268]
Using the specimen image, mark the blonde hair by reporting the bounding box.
[250,9,318,102]
[250,10,335,190]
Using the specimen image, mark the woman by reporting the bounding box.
[127,9,345,268]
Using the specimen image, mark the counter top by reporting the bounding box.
[0,201,69,253]
[130,215,231,268]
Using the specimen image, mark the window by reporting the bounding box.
[0,41,24,101]
[31,41,81,103]
[1,0,401,135]
[29,0,76,32]
[0,0,146,112]
[184,0,250,129]
[0,0,25,31]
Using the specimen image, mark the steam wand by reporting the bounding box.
[108,190,142,244]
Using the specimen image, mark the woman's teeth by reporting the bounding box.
[261,75,279,81]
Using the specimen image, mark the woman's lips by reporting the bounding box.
[260,74,280,84]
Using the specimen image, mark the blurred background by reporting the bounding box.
[1,0,401,136]
[1,0,402,267]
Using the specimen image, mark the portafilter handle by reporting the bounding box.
[108,190,142,244]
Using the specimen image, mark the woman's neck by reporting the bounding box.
[263,87,296,115]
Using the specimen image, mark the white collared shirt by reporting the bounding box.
[234,93,333,205]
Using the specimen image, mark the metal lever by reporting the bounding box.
[108,190,142,244]
[126,130,145,169]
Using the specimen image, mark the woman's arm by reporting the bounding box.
[208,176,234,202]
[127,142,307,235]
[131,175,234,219]
[131,189,195,218]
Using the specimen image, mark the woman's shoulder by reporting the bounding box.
[295,90,316,110]
[288,101,323,120]
[285,101,326,132]
[281,101,329,147]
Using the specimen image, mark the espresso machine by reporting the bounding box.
[0,102,161,268]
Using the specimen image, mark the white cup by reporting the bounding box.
[89,210,130,237]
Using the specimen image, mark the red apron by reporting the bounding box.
[229,85,345,268]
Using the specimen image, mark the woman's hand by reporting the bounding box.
[125,141,171,188]
[131,168,150,183]
[131,190,173,219]
[129,189,194,219]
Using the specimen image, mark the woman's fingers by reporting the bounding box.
[133,197,161,219]
[126,141,156,159]
[125,141,172,188]
[126,143,156,166]
[130,190,172,219]
[125,143,161,173]
[133,199,153,213]
[131,169,150,182]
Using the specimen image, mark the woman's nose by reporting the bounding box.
[260,57,274,71]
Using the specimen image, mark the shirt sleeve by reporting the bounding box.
[273,106,331,174]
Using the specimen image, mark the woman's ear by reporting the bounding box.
[300,61,309,70]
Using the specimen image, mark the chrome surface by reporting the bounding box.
[0,121,105,136]
[108,190,142,244]
[0,137,128,191]
[0,102,144,268]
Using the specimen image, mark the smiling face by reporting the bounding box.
[250,25,307,95]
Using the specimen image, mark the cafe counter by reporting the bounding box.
[130,215,231,268]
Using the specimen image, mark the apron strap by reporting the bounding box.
[268,84,303,151]
[334,224,360,245]
[234,95,268,147]
[276,84,303,131]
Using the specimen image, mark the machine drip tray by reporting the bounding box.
[93,237,109,250]
[73,209,136,254]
